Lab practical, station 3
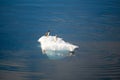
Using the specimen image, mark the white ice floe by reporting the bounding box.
[38,32,78,59]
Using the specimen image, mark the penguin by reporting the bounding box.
[45,30,50,37]
[54,34,58,42]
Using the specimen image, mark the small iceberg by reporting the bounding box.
[38,31,79,59]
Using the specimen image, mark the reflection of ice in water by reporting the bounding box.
[38,32,78,59]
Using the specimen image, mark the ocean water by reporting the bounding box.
[0,0,120,80]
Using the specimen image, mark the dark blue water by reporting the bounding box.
[0,0,120,80]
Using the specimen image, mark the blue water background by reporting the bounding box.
[0,0,120,80]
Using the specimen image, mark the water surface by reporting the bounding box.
[0,0,120,80]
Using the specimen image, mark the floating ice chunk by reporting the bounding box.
[38,34,78,59]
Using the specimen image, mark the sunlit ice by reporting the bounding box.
[38,31,79,59]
